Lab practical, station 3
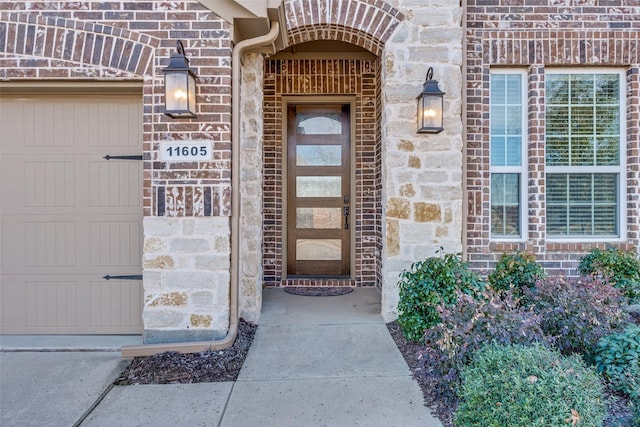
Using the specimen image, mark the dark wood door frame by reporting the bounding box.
[286,102,352,277]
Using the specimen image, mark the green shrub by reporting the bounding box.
[397,250,483,342]
[579,247,640,303]
[488,252,546,297]
[420,290,549,406]
[455,343,606,427]
[525,276,629,363]
[595,324,640,400]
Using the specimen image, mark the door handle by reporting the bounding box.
[344,206,349,230]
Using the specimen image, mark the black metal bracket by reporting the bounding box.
[344,206,350,230]
[102,275,143,281]
[103,155,143,161]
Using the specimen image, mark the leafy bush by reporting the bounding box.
[595,324,640,400]
[579,247,640,303]
[455,343,606,427]
[525,276,629,363]
[397,250,483,342]
[488,252,546,297]
[420,290,549,407]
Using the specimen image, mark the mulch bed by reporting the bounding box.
[283,286,354,296]
[386,320,455,426]
[115,319,256,385]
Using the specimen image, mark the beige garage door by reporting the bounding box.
[1,90,143,334]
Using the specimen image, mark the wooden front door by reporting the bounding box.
[287,104,351,277]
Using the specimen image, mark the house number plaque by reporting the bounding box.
[160,140,212,161]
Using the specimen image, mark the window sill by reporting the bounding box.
[546,240,632,252]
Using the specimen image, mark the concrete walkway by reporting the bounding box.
[1,288,442,427]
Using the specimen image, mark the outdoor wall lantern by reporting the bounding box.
[162,40,197,118]
[416,67,445,133]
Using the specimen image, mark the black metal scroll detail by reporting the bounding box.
[102,275,143,281]
[103,155,143,161]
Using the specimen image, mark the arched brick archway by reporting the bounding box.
[248,0,405,297]
[284,0,403,56]
[0,12,157,79]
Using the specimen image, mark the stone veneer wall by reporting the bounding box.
[380,0,465,320]
[142,217,230,342]
[238,53,265,322]
[465,0,640,275]
[0,1,235,342]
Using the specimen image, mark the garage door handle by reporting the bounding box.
[103,155,143,161]
[102,275,143,280]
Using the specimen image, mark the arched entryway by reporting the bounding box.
[262,1,403,289]
[262,42,381,288]
[237,0,404,319]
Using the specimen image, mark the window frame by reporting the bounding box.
[544,68,627,242]
[489,68,528,241]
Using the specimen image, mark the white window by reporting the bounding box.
[490,70,527,239]
[545,70,625,238]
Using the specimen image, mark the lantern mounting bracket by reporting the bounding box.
[162,40,197,118]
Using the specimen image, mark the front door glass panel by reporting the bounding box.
[296,176,342,198]
[296,113,342,135]
[296,145,342,166]
[296,239,342,260]
[296,208,343,229]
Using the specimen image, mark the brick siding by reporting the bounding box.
[465,0,640,275]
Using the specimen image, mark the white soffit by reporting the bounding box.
[198,0,287,49]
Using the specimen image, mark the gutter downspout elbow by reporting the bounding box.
[122,22,281,358]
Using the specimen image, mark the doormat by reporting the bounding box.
[284,287,354,297]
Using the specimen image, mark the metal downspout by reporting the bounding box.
[461,0,469,260]
[122,22,280,358]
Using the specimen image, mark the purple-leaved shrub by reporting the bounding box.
[418,290,549,408]
[525,276,629,364]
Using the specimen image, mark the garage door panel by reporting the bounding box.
[1,275,142,334]
[89,161,142,208]
[2,219,78,273]
[90,221,142,267]
[2,98,142,155]
[26,281,78,329]
[90,280,142,328]
[25,222,77,267]
[91,102,142,148]
[3,156,141,215]
[24,161,77,207]
[1,93,143,334]
[3,215,141,274]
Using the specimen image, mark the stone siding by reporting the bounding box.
[381,0,465,320]
[239,53,265,322]
[142,217,231,343]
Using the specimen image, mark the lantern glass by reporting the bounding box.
[418,95,443,133]
[164,71,196,118]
